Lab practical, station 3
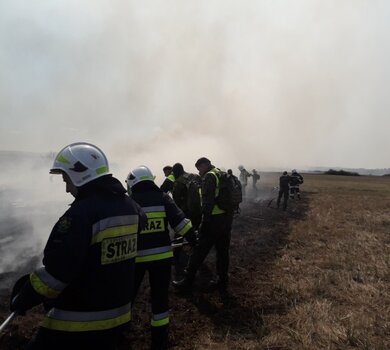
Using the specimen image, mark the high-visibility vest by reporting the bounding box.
[206,168,226,215]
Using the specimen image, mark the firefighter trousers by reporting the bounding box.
[133,259,172,349]
[186,213,233,283]
[26,325,126,350]
[277,187,289,210]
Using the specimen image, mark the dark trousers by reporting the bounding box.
[27,325,125,350]
[290,186,300,199]
[186,213,232,282]
[173,243,189,279]
[133,259,172,349]
[173,211,201,278]
[277,187,289,210]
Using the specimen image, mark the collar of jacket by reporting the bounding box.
[131,181,161,193]
[75,175,126,200]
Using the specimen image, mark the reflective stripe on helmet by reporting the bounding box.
[56,154,70,164]
[42,302,132,332]
[30,268,68,299]
[96,166,108,174]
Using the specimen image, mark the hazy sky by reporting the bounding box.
[1,0,389,176]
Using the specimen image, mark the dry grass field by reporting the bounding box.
[257,174,390,350]
[1,173,389,349]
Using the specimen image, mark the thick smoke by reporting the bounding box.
[1,0,389,171]
[0,152,69,275]
[1,1,390,276]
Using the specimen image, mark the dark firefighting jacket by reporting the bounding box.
[279,174,291,189]
[130,181,194,263]
[28,175,146,332]
[290,173,304,187]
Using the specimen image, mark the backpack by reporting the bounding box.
[215,171,243,213]
[177,173,202,216]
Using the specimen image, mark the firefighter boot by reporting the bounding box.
[151,325,168,350]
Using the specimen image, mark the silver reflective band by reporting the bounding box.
[35,267,68,291]
[141,206,165,213]
[153,311,169,321]
[47,302,132,322]
[173,218,190,233]
[137,246,172,257]
[92,215,139,236]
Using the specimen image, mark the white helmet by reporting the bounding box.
[126,165,155,189]
[50,142,110,187]
[292,169,297,174]
[238,165,244,171]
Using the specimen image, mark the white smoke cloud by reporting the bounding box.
[1,0,390,276]
[1,0,390,170]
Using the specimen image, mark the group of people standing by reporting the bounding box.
[8,143,235,350]
[276,169,304,211]
[237,165,261,199]
[8,142,302,349]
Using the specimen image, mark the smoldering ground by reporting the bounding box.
[0,152,69,296]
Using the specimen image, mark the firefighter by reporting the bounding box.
[173,157,234,292]
[289,169,304,199]
[277,171,290,211]
[126,165,196,350]
[252,169,260,195]
[10,142,146,350]
[160,165,175,193]
[171,163,202,230]
[171,162,202,279]
[238,165,251,200]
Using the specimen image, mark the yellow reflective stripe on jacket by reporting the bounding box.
[141,210,166,234]
[91,215,139,245]
[173,218,192,236]
[208,170,226,215]
[151,311,169,327]
[30,268,67,299]
[136,251,173,263]
[92,215,140,235]
[136,246,173,262]
[42,303,132,332]
[145,212,166,219]
[91,224,138,245]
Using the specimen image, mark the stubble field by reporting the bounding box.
[1,173,389,349]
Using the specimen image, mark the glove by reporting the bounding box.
[10,276,45,315]
[184,230,198,247]
[10,274,30,305]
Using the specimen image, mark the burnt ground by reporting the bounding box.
[0,183,309,349]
